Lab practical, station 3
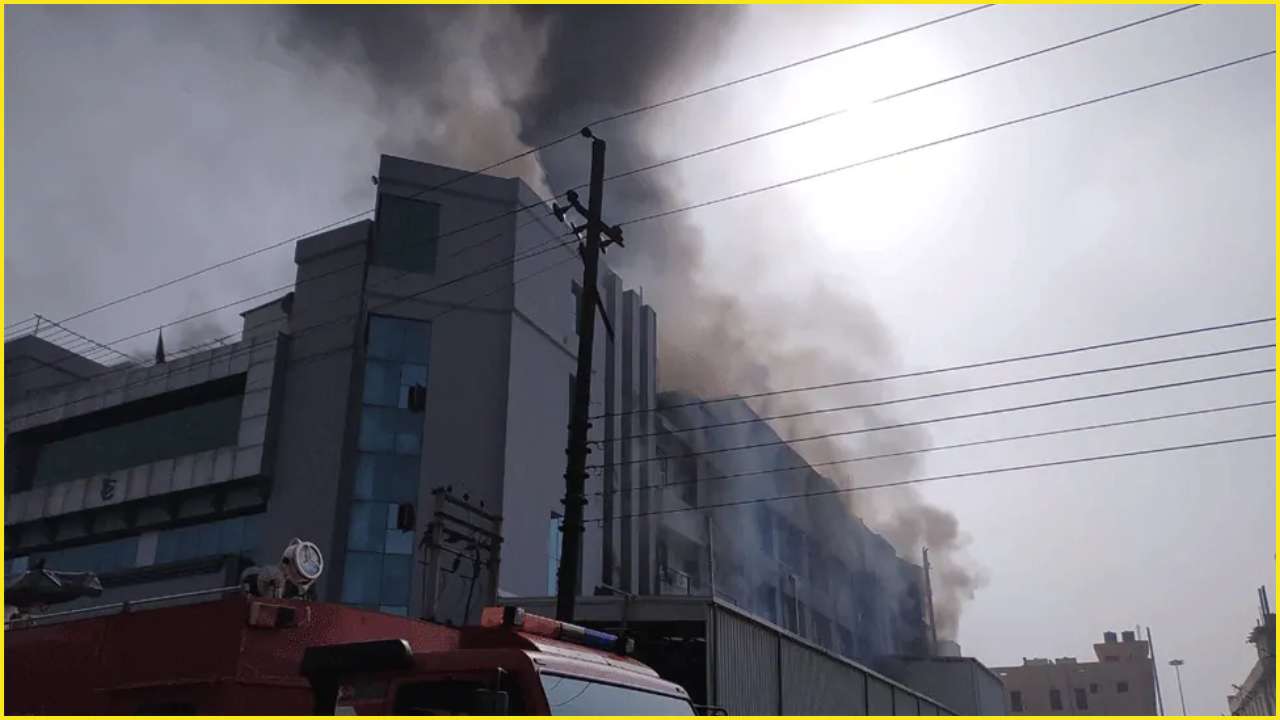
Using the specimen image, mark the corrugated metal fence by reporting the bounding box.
[709,602,952,715]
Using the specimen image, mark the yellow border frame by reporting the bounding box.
[0,3,1273,719]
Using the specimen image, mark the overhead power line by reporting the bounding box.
[579,4,994,131]
[34,5,991,331]
[8,210,568,378]
[587,433,1275,523]
[601,342,1274,443]
[618,50,1275,228]
[16,5,1206,355]
[93,28,1255,390]
[870,4,1199,104]
[595,399,1274,497]
[589,367,1274,469]
[596,317,1276,419]
[7,240,582,424]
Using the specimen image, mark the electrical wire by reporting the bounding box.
[36,5,992,330]
[598,343,1274,443]
[12,43,1274,409]
[18,7,1213,363]
[580,4,994,131]
[6,239,581,424]
[616,50,1275,229]
[7,210,570,381]
[588,367,1274,469]
[594,399,1274,497]
[587,433,1275,523]
[595,317,1276,419]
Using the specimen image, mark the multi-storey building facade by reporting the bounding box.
[6,154,929,666]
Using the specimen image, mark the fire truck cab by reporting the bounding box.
[4,593,695,715]
[308,607,695,715]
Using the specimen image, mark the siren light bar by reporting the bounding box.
[480,606,633,655]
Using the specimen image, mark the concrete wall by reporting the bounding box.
[263,220,370,601]
[4,335,109,404]
[500,182,582,599]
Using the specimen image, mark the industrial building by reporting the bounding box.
[876,651,1009,715]
[637,390,932,663]
[992,630,1159,715]
[6,155,935,672]
[1227,587,1276,716]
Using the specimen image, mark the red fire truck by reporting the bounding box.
[4,590,696,715]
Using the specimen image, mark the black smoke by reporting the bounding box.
[278,4,982,641]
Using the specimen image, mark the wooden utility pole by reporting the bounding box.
[556,129,623,622]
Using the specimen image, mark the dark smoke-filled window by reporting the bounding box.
[1010,691,1023,712]
[374,193,440,274]
[1049,688,1063,711]
[1074,688,1088,710]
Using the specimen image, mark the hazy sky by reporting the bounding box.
[5,4,1275,714]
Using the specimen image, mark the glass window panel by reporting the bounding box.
[380,554,412,606]
[198,523,221,557]
[367,316,403,360]
[358,407,396,453]
[401,324,430,364]
[374,195,439,274]
[155,532,177,565]
[363,361,400,407]
[388,456,419,503]
[175,528,196,561]
[353,454,379,500]
[385,528,414,556]
[341,551,383,605]
[27,394,243,488]
[241,515,260,554]
[347,501,388,552]
[400,364,427,387]
[219,516,245,555]
[394,430,421,456]
[394,412,422,455]
[540,675,694,715]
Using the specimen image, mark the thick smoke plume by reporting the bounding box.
[281,5,982,640]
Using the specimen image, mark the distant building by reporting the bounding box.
[992,630,1158,715]
[1227,587,1275,716]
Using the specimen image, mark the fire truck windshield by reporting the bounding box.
[540,674,694,716]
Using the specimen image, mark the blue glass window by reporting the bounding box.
[364,361,401,407]
[348,501,388,553]
[373,194,440,274]
[343,315,430,611]
[25,394,243,488]
[341,551,382,605]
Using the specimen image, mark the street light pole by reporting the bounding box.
[1168,659,1187,715]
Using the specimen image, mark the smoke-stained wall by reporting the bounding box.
[651,391,930,663]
